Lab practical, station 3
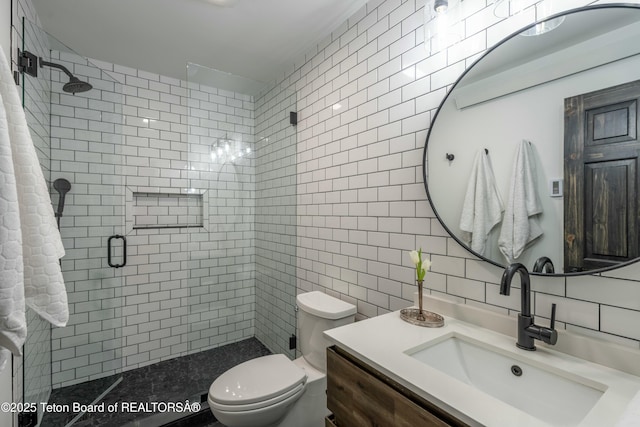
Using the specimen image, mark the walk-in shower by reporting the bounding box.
[18,15,297,427]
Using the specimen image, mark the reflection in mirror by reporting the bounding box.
[424,5,640,276]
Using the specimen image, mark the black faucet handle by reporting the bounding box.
[544,303,559,345]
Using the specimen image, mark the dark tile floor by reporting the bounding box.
[40,338,270,427]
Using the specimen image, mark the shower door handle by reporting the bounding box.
[107,235,127,268]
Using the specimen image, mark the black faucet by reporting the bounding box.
[500,263,558,351]
[532,256,555,274]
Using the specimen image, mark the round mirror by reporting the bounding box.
[423,4,640,276]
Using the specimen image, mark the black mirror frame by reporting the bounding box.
[422,3,640,277]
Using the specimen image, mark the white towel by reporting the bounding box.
[0,53,27,367]
[616,390,640,427]
[459,149,504,256]
[498,140,543,263]
[0,46,68,368]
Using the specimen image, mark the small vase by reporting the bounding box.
[416,279,425,321]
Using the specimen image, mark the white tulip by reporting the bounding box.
[409,250,420,266]
[423,259,432,272]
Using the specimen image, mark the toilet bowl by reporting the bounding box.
[208,291,356,427]
[208,354,307,427]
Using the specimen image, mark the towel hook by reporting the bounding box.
[445,153,455,161]
[485,148,489,154]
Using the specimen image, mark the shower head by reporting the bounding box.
[63,76,93,94]
[40,59,93,94]
[53,178,71,195]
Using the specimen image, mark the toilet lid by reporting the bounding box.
[209,354,307,406]
[296,291,356,319]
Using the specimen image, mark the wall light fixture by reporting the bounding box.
[210,135,250,164]
[424,0,465,55]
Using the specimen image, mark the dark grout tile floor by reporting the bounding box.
[40,338,271,427]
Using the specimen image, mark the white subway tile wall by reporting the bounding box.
[285,0,640,349]
[48,50,265,387]
[184,74,258,359]
[48,50,126,388]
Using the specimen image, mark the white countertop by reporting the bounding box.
[324,308,640,427]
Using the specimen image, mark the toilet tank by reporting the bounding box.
[296,291,356,372]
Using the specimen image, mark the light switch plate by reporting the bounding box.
[550,178,563,197]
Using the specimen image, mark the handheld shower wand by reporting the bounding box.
[53,178,71,229]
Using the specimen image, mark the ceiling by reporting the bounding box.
[32,0,368,94]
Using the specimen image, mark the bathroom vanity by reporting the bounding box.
[324,296,640,427]
[326,345,467,426]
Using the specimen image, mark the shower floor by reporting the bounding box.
[40,338,271,427]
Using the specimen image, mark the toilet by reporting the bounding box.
[208,291,356,427]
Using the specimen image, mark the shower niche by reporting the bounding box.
[127,190,208,230]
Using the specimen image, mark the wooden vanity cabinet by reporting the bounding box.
[326,346,469,427]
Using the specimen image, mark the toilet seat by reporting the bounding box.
[208,354,307,412]
[210,382,305,412]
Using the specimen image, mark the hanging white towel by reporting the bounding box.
[0,54,27,369]
[459,149,504,256]
[498,140,543,263]
[0,46,68,369]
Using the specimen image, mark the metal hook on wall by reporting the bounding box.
[445,149,488,162]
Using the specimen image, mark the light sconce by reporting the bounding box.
[424,0,465,55]
[434,0,448,13]
[493,0,565,36]
[210,134,251,164]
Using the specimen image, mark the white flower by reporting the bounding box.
[408,248,430,282]
[409,250,420,266]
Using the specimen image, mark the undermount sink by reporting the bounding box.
[406,333,606,426]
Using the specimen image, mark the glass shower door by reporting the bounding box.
[183,61,263,399]
[253,84,298,361]
[185,61,298,369]
[21,18,126,427]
